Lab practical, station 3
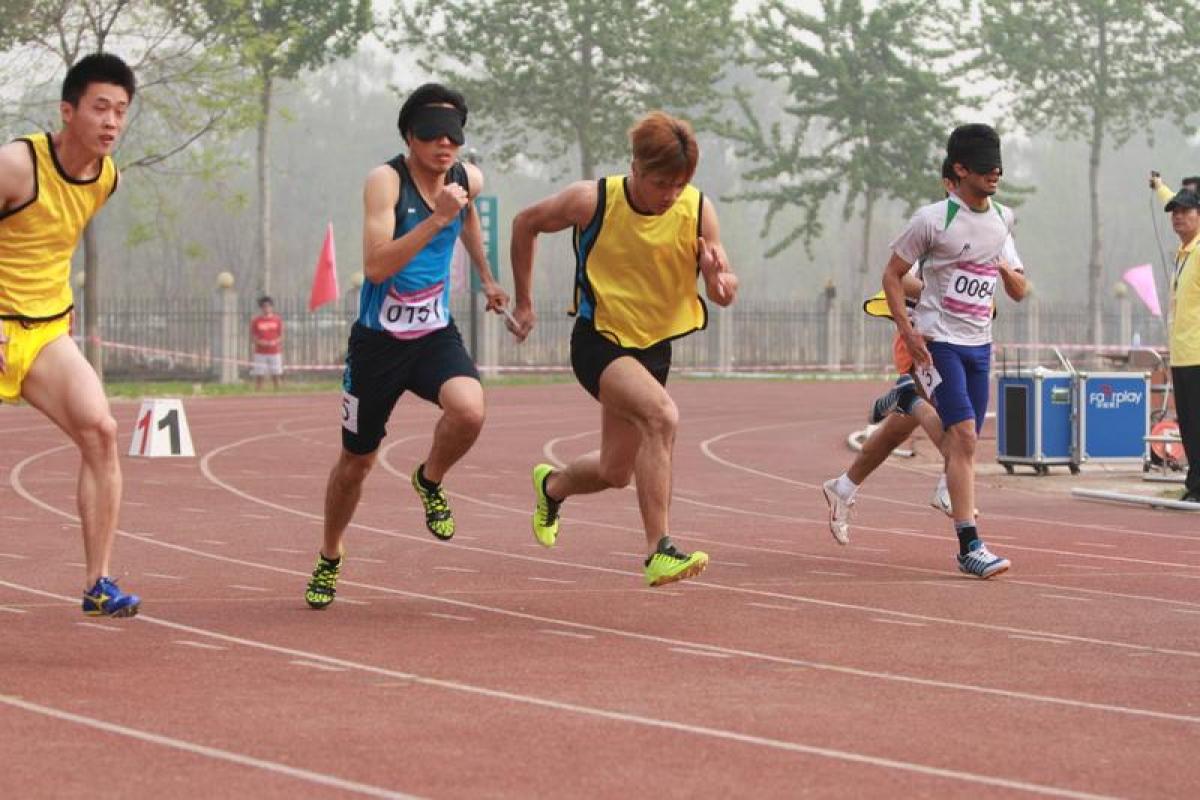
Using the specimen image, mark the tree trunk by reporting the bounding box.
[256,71,274,296]
[855,192,876,369]
[577,8,595,180]
[1087,17,1108,347]
[82,220,102,380]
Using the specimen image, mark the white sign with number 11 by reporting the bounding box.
[128,398,195,458]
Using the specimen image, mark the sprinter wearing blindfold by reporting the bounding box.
[304,83,508,610]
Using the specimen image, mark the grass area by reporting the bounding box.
[102,370,883,399]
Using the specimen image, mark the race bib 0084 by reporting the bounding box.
[942,263,996,321]
[380,281,448,339]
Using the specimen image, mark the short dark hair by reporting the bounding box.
[1183,176,1200,190]
[62,53,136,106]
[941,156,956,184]
[397,83,467,139]
[258,295,273,307]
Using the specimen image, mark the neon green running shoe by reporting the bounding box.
[531,463,562,547]
[643,537,708,587]
[305,552,342,609]
[412,465,455,540]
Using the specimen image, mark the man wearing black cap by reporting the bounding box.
[879,123,1028,578]
[1164,188,1200,501]
[304,83,510,609]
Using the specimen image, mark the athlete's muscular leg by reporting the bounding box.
[21,335,121,588]
[943,419,977,523]
[422,376,486,483]
[847,413,920,485]
[545,403,641,498]
[548,358,677,554]
[321,449,376,560]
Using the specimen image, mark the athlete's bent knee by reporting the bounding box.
[77,414,119,459]
[446,401,486,434]
[335,451,376,486]
[638,396,678,439]
[598,460,634,489]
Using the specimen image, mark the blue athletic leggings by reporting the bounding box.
[928,341,991,434]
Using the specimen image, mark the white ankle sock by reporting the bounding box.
[834,473,858,499]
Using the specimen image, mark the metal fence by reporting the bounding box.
[81,292,1168,381]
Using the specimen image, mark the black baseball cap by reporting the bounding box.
[1165,189,1200,212]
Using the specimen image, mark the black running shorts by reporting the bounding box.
[340,321,479,454]
[570,317,671,400]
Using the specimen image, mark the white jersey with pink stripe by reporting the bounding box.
[891,193,1022,346]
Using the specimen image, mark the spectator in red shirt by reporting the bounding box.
[250,295,283,390]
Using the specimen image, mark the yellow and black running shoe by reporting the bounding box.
[305,552,342,609]
[412,465,455,540]
[531,463,562,547]
[643,536,708,587]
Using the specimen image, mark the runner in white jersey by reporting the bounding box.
[881,124,1028,579]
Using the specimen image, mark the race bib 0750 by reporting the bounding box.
[380,281,448,339]
[943,263,997,320]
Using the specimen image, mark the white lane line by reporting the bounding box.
[76,622,122,633]
[1040,594,1094,603]
[528,577,575,584]
[1074,542,1117,549]
[1008,635,1070,646]
[1171,609,1200,615]
[851,546,889,553]
[354,557,386,565]
[426,612,474,622]
[721,562,751,568]
[266,547,305,555]
[143,572,183,580]
[871,618,927,628]
[0,553,29,560]
[64,562,86,568]
[747,602,799,612]
[1,516,31,522]
[175,640,227,651]
[609,551,644,558]
[539,629,595,640]
[0,606,28,614]
[433,566,479,574]
[1057,565,1107,571]
[670,648,733,659]
[199,539,227,546]
[291,660,348,672]
[229,585,269,593]
[242,513,272,520]
[810,570,854,577]
[337,598,370,606]
[0,695,418,800]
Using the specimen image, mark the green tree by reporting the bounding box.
[178,0,372,294]
[0,0,247,375]
[727,0,963,364]
[974,0,1197,345]
[389,0,738,179]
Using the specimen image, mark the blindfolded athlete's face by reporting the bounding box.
[61,82,129,157]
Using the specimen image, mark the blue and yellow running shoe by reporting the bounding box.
[412,465,455,541]
[82,576,140,617]
[531,463,562,547]
[305,552,342,609]
[643,537,708,587]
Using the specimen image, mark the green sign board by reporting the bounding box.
[472,195,498,291]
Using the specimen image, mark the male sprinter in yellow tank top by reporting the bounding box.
[510,111,739,587]
[0,53,140,616]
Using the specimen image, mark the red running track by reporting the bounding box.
[1,380,1198,798]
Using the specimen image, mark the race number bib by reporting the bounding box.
[380,281,448,339]
[944,265,997,320]
[915,364,942,394]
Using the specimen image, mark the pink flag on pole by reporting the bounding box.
[1121,263,1161,317]
[308,222,339,311]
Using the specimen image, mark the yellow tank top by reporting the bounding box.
[572,175,707,349]
[0,132,117,319]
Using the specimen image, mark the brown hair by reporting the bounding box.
[629,111,698,181]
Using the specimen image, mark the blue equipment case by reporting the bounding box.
[997,368,1077,475]
[1075,371,1151,465]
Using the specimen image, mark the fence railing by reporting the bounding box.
[78,292,1168,381]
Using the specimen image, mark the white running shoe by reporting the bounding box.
[821,479,853,545]
[957,539,1010,579]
